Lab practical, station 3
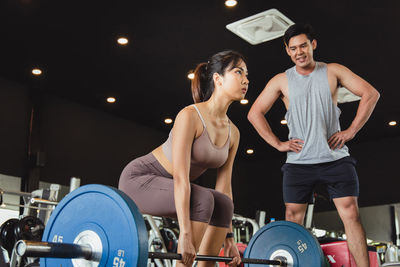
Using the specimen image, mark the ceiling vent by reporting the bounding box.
[226,9,294,45]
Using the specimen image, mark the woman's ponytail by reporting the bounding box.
[191,62,208,103]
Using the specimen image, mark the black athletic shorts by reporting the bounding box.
[281,156,359,203]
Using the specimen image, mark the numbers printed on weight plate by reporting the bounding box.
[113,249,126,267]
[52,235,63,243]
[296,240,307,253]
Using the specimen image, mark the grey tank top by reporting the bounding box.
[162,105,230,180]
[285,62,349,164]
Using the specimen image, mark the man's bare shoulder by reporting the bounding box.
[267,72,287,88]
[327,63,355,80]
[271,72,287,82]
[327,63,348,72]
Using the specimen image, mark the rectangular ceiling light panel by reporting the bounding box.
[226,9,294,45]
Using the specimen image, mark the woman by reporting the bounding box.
[119,50,249,267]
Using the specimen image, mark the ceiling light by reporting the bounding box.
[389,121,397,126]
[225,0,237,7]
[187,73,195,80]
[32,68,42,76]
[164,118,173,124]
[240,99,248,105]
[117,37,128,45]
[226,9,294,45]
[246,148,254,155]
[107,97,116,103]
[281,119,287,125]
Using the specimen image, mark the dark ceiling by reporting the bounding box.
[1,0,399,160]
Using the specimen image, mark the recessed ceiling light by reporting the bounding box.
[225,0,237,7]
[226,9,294,45]
[117,37,128,45]
[246,148,254,155]
[107,97,116,103]
[164,118,173,124]
[240,99,249,105]
[32,68,42,76]
[281,119,287,125]
[187,73,195,80]
[389,121,397,126]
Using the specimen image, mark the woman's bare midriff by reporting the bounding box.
[151,146,173,175]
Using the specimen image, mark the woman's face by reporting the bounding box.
[218,60,249,101]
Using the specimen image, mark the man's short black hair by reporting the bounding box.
[283,23,316,46]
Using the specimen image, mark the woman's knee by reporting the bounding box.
[190,188,215,223]
[209,191,234,228]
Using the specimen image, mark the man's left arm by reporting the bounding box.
[328,63,380,149]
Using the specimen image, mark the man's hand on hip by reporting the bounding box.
[328,129,356,149]
[277,139,304,153]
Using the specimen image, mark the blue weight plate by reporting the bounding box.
[40,184,148,267]
[244,221,325,267]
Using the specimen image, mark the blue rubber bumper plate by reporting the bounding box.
[40,184,148,267]
[244,221,325,267]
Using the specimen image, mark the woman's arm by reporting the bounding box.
[215,123,241,266]
[215,122,240,198]
[215,122,240,232]
[171,106,200,265]
[172,106,198,236]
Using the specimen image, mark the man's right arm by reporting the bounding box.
[247,73,303,153]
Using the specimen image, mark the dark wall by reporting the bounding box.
[0,78,29,177]
[230,152,287,220]
[351,137,400,206]
[39,95,166,187]
[0,78,166,188]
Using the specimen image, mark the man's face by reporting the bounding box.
[286,34,317,68]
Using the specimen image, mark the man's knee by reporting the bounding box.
[285,203,307,224]
[285,210,303,224]
[334,197,361,224]
[340,208,362,225]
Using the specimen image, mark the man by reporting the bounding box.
[248,23,380,267]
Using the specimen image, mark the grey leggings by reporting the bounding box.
[118,153,234,228]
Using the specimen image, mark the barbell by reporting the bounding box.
[11,184,327,266]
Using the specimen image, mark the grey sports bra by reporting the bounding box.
[161,105,230,180]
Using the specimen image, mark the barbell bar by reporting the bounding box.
[148,251,285,265]
[15,241,285,265]
[15,240,92,260]
[11,184,326,267]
